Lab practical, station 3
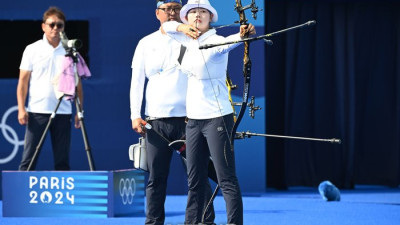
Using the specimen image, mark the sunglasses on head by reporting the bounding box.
[45,22,64,29]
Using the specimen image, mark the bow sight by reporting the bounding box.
[235,0,259,21]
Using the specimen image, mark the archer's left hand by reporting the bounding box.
[240,24,256,38]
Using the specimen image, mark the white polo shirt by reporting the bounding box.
[130,29,188,120]
[19,34,72,114]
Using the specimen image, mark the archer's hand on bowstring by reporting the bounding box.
[240,23,256,38]
[132,117,149,136]
[177,24,201,40]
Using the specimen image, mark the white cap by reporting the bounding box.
[179,0,218,24]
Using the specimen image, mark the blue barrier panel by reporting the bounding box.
[110,169,145,217]
[2,169,144,217]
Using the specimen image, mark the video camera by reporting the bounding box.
[59,31,82,50]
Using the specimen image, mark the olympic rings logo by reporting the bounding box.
[1,105,24,164]
[119,178,136,205]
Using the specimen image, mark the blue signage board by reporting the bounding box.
[2,169,144,217]
[110,169,146,217]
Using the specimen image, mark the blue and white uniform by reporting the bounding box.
[163,21,244,225]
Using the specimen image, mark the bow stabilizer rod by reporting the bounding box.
[235,131,341,144]
[199,20,316,50]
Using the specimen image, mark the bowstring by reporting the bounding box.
[195,3,233,166]
[194,3,233,222]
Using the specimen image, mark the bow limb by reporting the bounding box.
[230,0,253,145]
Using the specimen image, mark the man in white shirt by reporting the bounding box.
[17,6,83,171]
[130,1,214,224]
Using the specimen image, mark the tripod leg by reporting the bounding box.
[27,96,64,171]
[75,95,96,171]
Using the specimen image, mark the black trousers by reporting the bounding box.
[19,113,72,171]
[185,114,243,225]
[145,117,215,225]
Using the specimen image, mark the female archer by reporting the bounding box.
[162,0,256,224]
